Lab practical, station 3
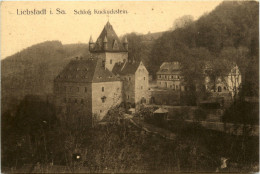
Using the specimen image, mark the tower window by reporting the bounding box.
[101,96,106,103]
[102,87,104,92]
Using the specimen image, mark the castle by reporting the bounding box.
[54,21,149,122]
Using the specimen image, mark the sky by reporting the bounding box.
[1,1,222,59]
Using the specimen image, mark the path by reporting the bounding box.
[124,114,176,140]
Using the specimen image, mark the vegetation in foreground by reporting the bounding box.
[2,96,259,173]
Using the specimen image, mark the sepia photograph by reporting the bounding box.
[1,1,259,173]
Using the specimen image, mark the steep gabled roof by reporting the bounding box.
[157,61,181,75]
[92,21,127,52]
[112,61,141,76]
[54,57,120,83]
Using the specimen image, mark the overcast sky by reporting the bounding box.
[1,1,222,59]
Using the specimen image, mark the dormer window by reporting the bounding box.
[113,40,119,50]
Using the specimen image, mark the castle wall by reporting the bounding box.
[54,81,92,122]
[92,81,122,121]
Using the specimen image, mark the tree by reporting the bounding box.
[170,15,194,30]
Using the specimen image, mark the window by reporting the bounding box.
[218,86,222,92]
[64,98,67,103]
[176,85,179,89]
[127,95,129,99]
[128,77,131,81]
[102,87,104,92]
[85,87,87,92]
[75,99,77,104]
[144,77,145,80]
[77,87,79,92]
[171,75,173,79]
[110,59,112,64]
[141,86,143,89]
[101,96,106,103]
[81,99,84,104]
[100,110,102,113]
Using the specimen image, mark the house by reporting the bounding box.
[54,21,149,123]
[156,61,185,91]
[204,63,242,98]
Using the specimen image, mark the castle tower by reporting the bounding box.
[89,35,94,51]
[123,37,128,51]
[89,21,128,71]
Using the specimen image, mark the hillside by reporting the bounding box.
[149,1,259,96]
[1,41,90,112]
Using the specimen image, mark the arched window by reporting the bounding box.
[218,86,222,92]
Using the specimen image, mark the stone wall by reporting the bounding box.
[92,81,122,120]
[122,74,135,105]
[54,81,92,120]
[92,52,128,71]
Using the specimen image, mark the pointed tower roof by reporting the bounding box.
[89,35,94,43]
[123,37,128,43]
[91,21,127,52]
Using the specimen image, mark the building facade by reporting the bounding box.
[54,21,149,122]
[113,60,149,107]
[156,61,241,98]
[156,62,185,91]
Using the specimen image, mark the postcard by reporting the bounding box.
[1,1,259,173]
